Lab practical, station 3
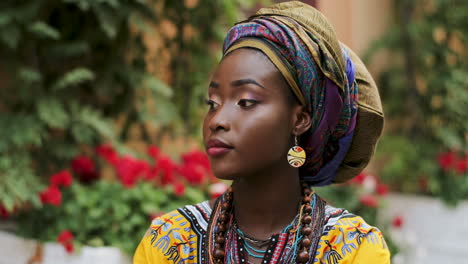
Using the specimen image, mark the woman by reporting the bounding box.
[134,1,389,263]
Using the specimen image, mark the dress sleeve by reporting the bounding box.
[133,223,168,264]
[132,209,201,264]
[350,232,390,264]
[315,214,391,264]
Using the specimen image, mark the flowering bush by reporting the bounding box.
[366,0,468,205]
[375,134,468,205]
[12,144,226,255]
[317,171,389,224]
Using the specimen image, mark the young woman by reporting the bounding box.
[134,1,389,263]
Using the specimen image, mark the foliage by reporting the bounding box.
[12,144,224,255]
[0,0,268,214]
[0,0,173,212]
[150,0,269,137]
[366,0,468,204]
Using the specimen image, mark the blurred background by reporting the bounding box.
[0,0,466,263]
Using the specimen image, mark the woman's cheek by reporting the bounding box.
[236,111,289,159]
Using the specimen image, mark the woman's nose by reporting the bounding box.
[209,106,231,132]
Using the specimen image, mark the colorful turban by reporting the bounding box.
[222,1,384,185]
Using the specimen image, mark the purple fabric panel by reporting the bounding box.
[305,131,354,186]
[303,78,343,156]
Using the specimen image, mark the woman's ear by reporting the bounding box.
[292,106,312,136]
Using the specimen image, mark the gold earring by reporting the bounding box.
[287,136,306,168]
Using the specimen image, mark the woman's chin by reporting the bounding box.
[211,166,239,181]
[212,172,236,181]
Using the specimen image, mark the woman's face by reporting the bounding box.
[203,48,298,180]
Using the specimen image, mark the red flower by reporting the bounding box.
[57,230,74,254]
[359,194,378,208]
[181,150,211,172]
[454,156,467,174]
[392,215,404,228]
[177,163,205,185]
[349,172,366,185]
[64,242,74,253]
[147,145,160,160]
[0,205,10,219]
[437,151,456,171]
[144,167,160,181]
[39,185,62,206]
[71,156,99,183]
[156,156,176,185]
[50,170,73,187]
[177,150,212,185]
[376,183,389,196]
[96,144,119,165]
[173,183,185,197]
[209,182,229,199]
[116,156,151,188]
[57,230,74,244]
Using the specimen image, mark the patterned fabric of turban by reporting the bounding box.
[222,1,384,185]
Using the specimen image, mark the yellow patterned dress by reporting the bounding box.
[134,201,390,264]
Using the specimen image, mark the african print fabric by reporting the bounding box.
[133,201,390,264]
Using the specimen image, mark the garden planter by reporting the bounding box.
[0,230,37,264]
[40,243,131,264]
[0,231,131,264]
[379,193,468,264]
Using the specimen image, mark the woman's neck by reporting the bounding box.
[231,165,302,240]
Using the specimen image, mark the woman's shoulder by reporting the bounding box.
[146,200,212,240]
[322,205,380,234]
[153,200,212,228]
[315,204,390,263]
[133,201,212,264]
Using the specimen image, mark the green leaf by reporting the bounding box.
[18,67,42,84]
[53,68,95,90]
[1,195,15,211]
[0,13,12,27]
[87,237,105,247]
[145,75,173,97]
[97,0,120,8]
[28,21,60,40]
[0,115,44,151]
[76,106,115,139]
[36,98,69,129]
[63,0,91,11]
[71,123,95,144]
[0,25,21,49]
[47,42,90,58]
[436,127,463,149]
[94,5,120,38]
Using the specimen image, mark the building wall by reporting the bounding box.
[317,0,393,57]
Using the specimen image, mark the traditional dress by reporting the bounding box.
[133,199,389,264]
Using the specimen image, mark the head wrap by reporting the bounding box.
[222,1,384,185]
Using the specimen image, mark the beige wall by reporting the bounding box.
[317,0,393,57]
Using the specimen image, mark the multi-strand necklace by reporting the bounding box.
[205,182,326,264]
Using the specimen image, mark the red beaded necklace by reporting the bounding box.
[205,182,326,264]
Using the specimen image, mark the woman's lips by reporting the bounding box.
[206,139,233,157]
[207,147,232,156]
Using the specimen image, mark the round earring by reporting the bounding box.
[287,136,306,168]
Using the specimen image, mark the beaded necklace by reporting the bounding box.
[204,183,326,264]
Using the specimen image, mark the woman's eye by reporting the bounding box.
[205,99,219,111]
[238,99,258,108]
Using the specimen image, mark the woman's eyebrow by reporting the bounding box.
[231,78,265,89]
